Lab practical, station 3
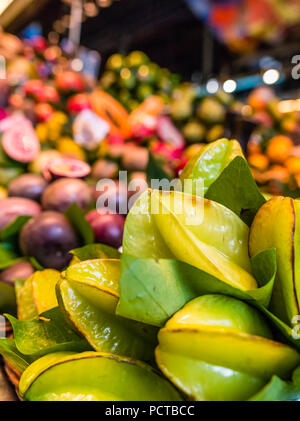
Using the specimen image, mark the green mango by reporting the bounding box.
[17,270,60,320]
[180,138,244,195]
[58,259,157,361]
[249,196,300,324]
[123,189,256,291]
[19,351,181,401]
[156,295,300,401]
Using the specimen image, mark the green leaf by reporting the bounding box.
[71,243,120,261]
[65,203,94,245]
[116,249,276,327]
[0,244,18,266]
[29,257,44,271]
[250,366,300,401]
[206,156,266,226]
[0,338,33,373]
[5,307,91,357]
[0,281,16,315]
[0,215,31,242]
[146,151,171,185]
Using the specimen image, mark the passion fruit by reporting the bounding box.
[86,210,125,249]
[0,262,34,285]
[29,150,61,175]
[19,211,80,270]
[42,178,92,213]
[8,174,48,202]
[91,159,119,180]
[43,157,91,181]
[0,197,41,231]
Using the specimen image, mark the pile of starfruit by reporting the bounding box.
[2,138,300,401]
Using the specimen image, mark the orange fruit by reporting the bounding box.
[285,157,300,175]
[248,153,269,171]
[247,141,261,156]
[265,165,290,183]
[266,135,293,164]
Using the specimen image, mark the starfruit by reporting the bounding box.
[17,269,60,320]
[249,196,300,324]
[155,295,300,401]
[123,189,257,291]
[57,259,157,362]
[19,351,181,401]
[180,138,244,195]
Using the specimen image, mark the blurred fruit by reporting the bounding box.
[106,53,125,71]
[8,174,48,202]
[248,154,269,171]
[67,93,91,114]
[35,103,54,122]
[121,146,149,171]
[285,157,300,175]
[264,165,290,183]
[43,157,91,181]
[86,211,125,248]
[0,197,41,231]
[248,86,275,110]
[2,124,40,163]
[0,186,7,200]
[29,150,61,174]
[156,116,185,148]
[19,211,80,270]
[183,144,204,160]
[266,135,294,164]
[0,262,34,286]
[182,121,206,143]
[55,71,85,93]
[197,97,226,124]
[42,178,92,213]
[91,159,118,180]
[207,124,224,142]
[0,167,24,187]
[94,181,130,215]
[126,51,150,68]
[57,137,86,161]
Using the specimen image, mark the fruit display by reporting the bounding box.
[1,137,300,401]
[100,51,180,112]
[246,87,300,196]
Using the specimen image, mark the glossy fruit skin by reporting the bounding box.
[86,211,125,248]
[0,197,41,231]
[0,262,34,285]
[156,295,300,401]
[8,174,48,202]
[19,211,80,270]
[42,178,92,212]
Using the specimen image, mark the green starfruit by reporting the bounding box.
[57,259,157,362]
[249,196,300,324]
[180,138,244,195]
[123,189,257,291]
[19,351,181,401]
[17,269,60,320]
[155,295,300,401]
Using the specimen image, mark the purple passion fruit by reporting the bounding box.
[8,174,48,202]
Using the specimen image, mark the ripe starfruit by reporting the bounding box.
[57,259,157,361]
[155,295,300,401]
[123,189,257,291]
[249,196,300,324]
[180,138,244,195]
[19,351,181,401]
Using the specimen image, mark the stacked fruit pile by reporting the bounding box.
[246,87,300,196]
[1,139,300,401]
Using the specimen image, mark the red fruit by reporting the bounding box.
[56,71,85,93]
[24,79,44,98]
[67,93,91,114]
[0,197,41,231]
[35,103,54,122]
[43,157,91,181]
[107,135,125,145]
[156,116,185,148]
[88,212,125,249]
[2,124,40,163]
[37,85,60,103]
